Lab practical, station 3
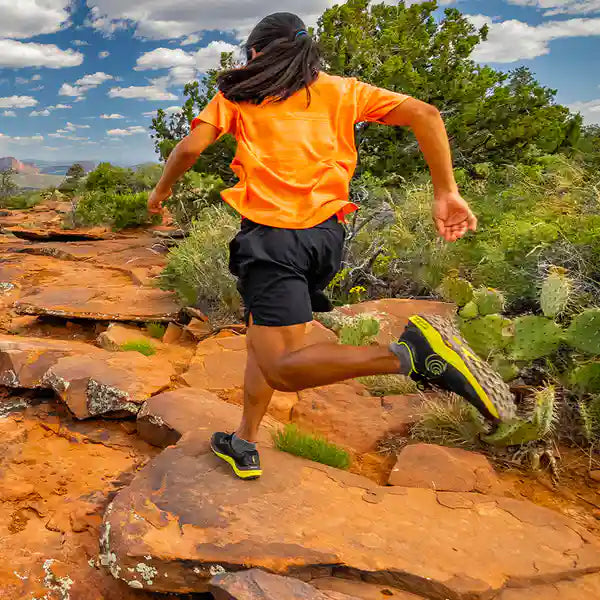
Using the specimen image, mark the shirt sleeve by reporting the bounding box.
[191,92,237,137]
[353,79,410,124]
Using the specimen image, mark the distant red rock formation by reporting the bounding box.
[0,156,40,174]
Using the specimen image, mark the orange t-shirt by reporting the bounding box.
[192,72,409,229]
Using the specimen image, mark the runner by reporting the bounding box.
[148,12,513,480]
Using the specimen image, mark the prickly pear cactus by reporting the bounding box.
[459,314,513,358]
[437,271,473,307]
[483,387,557,446]
[490,354,520,383]
[338,314,381,346]
[473,287,505,316]
[569,362,600,394]
[565,309,600,355]
[509,315,562,361]
[540,267,572,319]
[459,300,479,320]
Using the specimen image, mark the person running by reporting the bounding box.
[148,12,514,480]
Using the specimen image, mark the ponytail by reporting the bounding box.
[217,12,320,105]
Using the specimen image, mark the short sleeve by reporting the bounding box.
[191,92,237,137]
[353,79,410,124]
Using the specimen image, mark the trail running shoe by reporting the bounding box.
[211,432,263,480]
[395,314,516,422]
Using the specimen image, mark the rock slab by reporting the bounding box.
[0,334,103,389]
[137,388,278,448]
[210,569,358,600]
[100,433,600,598]
[388,443,501,493]
[44,353,174,419]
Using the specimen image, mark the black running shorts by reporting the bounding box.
[229,216,345,327]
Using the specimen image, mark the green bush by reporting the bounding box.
[120,340,156,356]
[145,323,166,339]
[158,205,240,320]
[0,191,42,210]
[74,191,159,230]
[272,424,351,470]
[166,171,226,228]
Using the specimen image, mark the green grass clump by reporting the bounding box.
[145,322,166,339]
[120,339,156,356]
[358,374,418,396]
[272,424,351,470]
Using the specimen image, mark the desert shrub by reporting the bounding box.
[166,171,226,228]
[145,322,166,339]
[272,424,351,470]
[158,205,240,319]
[0,191,42,210]
[74,191,159,230]
[120,340,156,356]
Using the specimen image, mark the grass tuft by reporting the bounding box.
[120,339,156,357]
[272,424,351,470]
[145,322,166,339]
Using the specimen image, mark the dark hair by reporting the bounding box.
[217,12,320,105]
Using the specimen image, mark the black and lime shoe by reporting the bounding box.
[211,432,263,480]
[395,314,516,422]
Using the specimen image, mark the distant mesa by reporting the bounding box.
[0,156,40,175]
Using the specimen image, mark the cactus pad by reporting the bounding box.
[565,309,600,355]
[437,274,473,307]
[490,355,520,382]
[473,287,505,316]
[483,387,557,446]
[569,362,600,394]
[509,315,562,361]
[540,268,572,319]
[459,300,479,320]
[459,314,513,358]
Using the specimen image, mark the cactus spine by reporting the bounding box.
[509,315,562,361]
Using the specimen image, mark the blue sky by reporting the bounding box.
[0,0,599,166]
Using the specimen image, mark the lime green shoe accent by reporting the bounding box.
[409,315,500,421]
[398,341,417,374]
[212,448,263,480]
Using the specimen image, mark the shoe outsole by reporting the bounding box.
[411,314,517,422]
[211,443,263,480]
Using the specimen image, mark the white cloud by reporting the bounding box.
[134,40,238,87]
[86,0,338,40]
[2,110,16,117]
[108,79,178,101]
[72,39,90,47]
[65,122,91,131]
[0,96,37,108]
[30,85,45,92]
[180,33,201,46]
[16,77,30,85]
[31,74,42,81]
[0,39,83,69]
[99,51,110,59]
[30,103,72,116]
[469,14,600,62]
[569,98,600,124]
[107,125,147,136]
[59,71,114,98]
[506,1,600,16]
[100,113,125,119]
[0,0,70,39]
[0,133,44,145]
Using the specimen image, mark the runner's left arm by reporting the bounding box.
[148,122,219,214]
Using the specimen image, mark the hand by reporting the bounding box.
[147,185,172,216]
[433,191,477,242]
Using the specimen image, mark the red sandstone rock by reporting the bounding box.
[137,388,278,448]
[162,323,183,344]
[101,434,600,597]
[97,324,158,352]
[6,226,111,241]
[210,569,360,600]
[337,299,456,344]
[44,353,174,419]
[0,334,103,389]
[389,443,501,493]
[498,573,600,599]
[292,383,425,454]
[312,577,424,599]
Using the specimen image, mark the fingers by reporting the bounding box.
[467,210,478,232]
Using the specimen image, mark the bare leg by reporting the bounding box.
[236,344,275,443]
[248,323,403,393]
